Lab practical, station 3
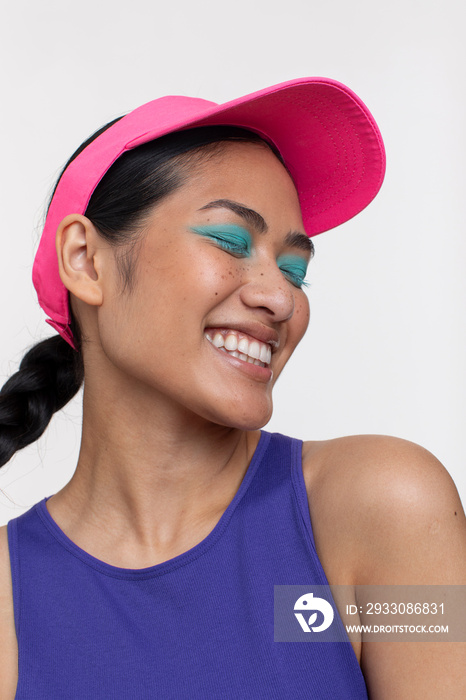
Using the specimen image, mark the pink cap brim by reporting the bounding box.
[32,77,386,350]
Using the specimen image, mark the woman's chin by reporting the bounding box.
[209,403,273,432]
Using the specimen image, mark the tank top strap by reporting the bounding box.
[246,431,330,586]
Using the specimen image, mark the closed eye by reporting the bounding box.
[190,225,252,258]
[277,255,309,289]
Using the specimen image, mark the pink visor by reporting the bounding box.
[32,77,386,350]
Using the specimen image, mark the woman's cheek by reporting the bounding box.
[293,293,311,343]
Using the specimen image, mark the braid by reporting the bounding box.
[0,332,84,468]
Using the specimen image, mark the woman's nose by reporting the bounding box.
[239,260,295,322]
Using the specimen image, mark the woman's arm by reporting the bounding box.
[0,525,18,699]
[303,435,466,699]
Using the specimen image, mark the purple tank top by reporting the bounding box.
[8,431,368,698]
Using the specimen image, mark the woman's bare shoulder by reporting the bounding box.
[0,524,18,698]
[302,433,462,500]
[301,434,466,585]
[301,435,466,696]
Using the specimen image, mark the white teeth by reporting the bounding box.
[238,337,249,354]
[213,332,224,348]
[249,340,261,360]
[205,330,272,367]
[224,334,238,351]
[260,345,272,364]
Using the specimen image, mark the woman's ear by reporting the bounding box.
[55,214,106,307]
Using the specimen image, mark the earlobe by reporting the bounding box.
[56,214,104,307]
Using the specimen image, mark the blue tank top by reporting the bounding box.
[8,431,368,699]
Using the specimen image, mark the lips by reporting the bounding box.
[204,329,273,367]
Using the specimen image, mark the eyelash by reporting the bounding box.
[209,235,250,257]
[204,233,309,289]
[278,267,309,289]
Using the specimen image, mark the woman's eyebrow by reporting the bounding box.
[197,198,314,255]
[285,231,315,257]
[198,199,267,233]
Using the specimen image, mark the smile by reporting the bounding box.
[204,329,272,367]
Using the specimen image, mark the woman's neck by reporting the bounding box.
[46,369,262,567]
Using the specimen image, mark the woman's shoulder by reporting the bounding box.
[301,433,462,518]
[300,434,466,585]
[0,524,18,697]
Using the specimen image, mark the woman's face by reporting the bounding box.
[95,141,311,430]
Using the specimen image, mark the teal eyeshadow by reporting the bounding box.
[190,224,252,253]
[276,254,309,277]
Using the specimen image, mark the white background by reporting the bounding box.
[1,0,465,524]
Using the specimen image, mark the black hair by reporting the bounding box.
[0,119,282,468]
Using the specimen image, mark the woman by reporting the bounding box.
[0,78,464,698]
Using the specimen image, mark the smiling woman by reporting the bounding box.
[0,79,465,699]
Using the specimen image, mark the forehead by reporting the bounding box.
[165,140,304,228]
[187,139,293,185]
